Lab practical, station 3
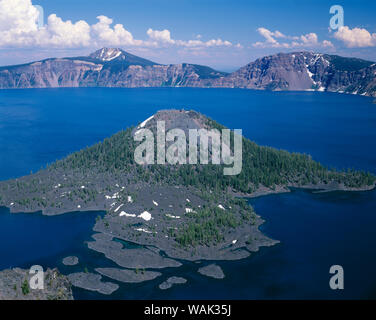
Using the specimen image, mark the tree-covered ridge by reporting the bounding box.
[324,54,374,72]
[49,115,375,194]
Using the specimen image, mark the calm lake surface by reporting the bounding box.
[0,88,375,299]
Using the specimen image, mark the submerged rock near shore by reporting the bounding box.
[0,268,73,300]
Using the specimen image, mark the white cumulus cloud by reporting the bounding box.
[0,0,234,49]
[146,28,232,48]
[334,26,376,48]
[91,15,143,47]
[36,14,91,47]
[253,27,333,49]
[147,28,175,44]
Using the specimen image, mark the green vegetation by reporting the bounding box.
[173,207,239,247]
[50,122,375,195]
[325,54,374,72]
[21,279,29,295]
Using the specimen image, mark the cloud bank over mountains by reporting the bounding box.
[0,0,375,67]
[0,0,235,49]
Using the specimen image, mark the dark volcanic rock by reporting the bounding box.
[159,276,187,290]
[0,268,73,300]
[62,256,79,266]
[198,264,225,279]
[87,238,182,269]
[95,268,161,283]
[91,232,114,241]
[67,272,118,295]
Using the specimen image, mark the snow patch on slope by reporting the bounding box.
[138,115,154,129]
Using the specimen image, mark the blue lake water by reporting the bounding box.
[0,88,375,299]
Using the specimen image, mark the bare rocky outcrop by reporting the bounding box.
[95,268,161,283]
[87,238,182,269]
[210,52,376,96]
[62,256,79,266]
[159,276,187,290]
[0,268,73,300]
[67,272,118,295]
[198,264,225,279]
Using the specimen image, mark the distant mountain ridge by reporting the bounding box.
[0,48,375,97]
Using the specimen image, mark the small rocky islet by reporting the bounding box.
[67,272,119,295]
[62,256,79,266]
[198,264,225,279]
[159,277,187,290]
[0,109,375,298]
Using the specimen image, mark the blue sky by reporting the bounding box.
[0,0,375,70]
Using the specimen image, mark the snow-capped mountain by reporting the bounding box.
[89,48,124,62]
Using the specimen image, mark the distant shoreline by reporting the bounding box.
[0,86,375,100]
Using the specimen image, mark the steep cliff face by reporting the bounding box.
[0,59,103,88]
[90,63,227,88]
[212,52,376,96]
[0,48,226,89]
[0,48,375,97]
[213,52,317,90]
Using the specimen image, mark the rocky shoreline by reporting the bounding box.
[96,268,161,284]
[0,268,73,300]
[1,182,373,270]
[87,237,182,269]
[2,177,373,216]
[236,181,376,199]
[0,181,374,297]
